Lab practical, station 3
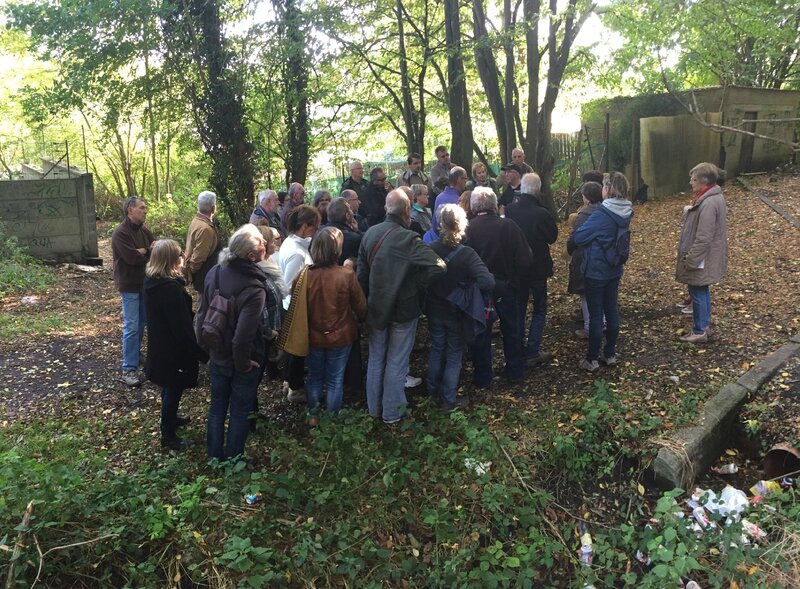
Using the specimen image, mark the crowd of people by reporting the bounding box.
[110,147,729,459]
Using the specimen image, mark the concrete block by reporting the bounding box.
[737,342,800,393]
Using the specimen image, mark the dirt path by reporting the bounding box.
[2,174,799,447]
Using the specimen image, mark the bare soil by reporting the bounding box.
[2,173,799,466]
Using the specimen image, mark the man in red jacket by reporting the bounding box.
[111,196,155,386]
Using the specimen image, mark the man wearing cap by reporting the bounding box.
[499,164,523,211]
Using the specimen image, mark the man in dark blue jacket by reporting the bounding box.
[505,173,558,366]
[465,188,533,387]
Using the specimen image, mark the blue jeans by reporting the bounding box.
[161,386,184,439]
[306,344,352,416]
[688,284,711,334]
[366,318,418,423]
[584,277,621,361]
[121,291,146,372]
[495,292,525,380]
[427,316,465,408]
[207,362,260,460]
[518,280,548,358]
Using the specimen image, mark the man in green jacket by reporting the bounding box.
[357,190,446,424]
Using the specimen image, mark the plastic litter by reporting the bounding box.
[702,486,749,523]
[711,463,738,474]
[464,458,492,476]
[244,492,262,505]
[750,480,781,497]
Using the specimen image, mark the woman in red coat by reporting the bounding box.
[144,239,207,450]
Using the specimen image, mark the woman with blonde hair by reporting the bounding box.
[144,239,208,450]
[466,162,498,195]
[426,205,494,411]
[304,226,367,425]
[676,163,728,343]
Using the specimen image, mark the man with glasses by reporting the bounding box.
[362,167,392,226]
[430,146,454,187]
[341,189,369,233]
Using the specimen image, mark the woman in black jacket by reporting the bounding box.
[144,239,208,450]
[427,204,495,411]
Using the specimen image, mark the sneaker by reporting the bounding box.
[680,331,708,343]
[574,328,589,340]
[121,370,142,387]
[161,436,192,451]
[601,355,617,366]
[527,351,552,367]
[442,397,469,413]
[307,415,320,427]
[404,375,422,388]
[579,359,600,372]
[676,297,692,308]
[681,305,694,315]
[287,388,306,403]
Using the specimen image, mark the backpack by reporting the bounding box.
[442,245,496,344]
[597,206,630,267]
[200,267,260,354]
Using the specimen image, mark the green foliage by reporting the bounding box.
[603,0,800,92]
[2,384,799,587]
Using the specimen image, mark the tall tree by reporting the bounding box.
[605,0,800,91]
[471,0,594,215]
[444,0,474,167]
[273,0,311,186]
[162,0,256,224]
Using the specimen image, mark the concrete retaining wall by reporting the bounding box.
[0,175,99,263]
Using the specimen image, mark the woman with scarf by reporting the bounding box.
[676,163,728,343]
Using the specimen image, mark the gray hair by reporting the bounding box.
[217,224,262,267]
[411,183,428,203]
[340,189,357,200]
[288,183,304,199]
[520,173,541,197]
[385,189,410,216]
[439,204,468,247]
[327,198,351,225]
[123,196,144,217]
[198,190,217,213]
[448,166,467,186]
[258,189,277,205]
[470,187,497,214]
[348,160,363,173]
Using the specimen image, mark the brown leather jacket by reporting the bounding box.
[303,265,367,348]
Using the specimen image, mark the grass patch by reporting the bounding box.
[0,221,56,298]
[0,311,72,340]
[1,384,797,587]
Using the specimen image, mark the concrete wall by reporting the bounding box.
[0,175,99,263]
[640,113,722,198]
[582,86,800,197]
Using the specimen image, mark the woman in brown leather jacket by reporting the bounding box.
[303,226,367,425]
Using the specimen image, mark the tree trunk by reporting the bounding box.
[472,0,507,162]
[444,0,473,167]
[502,0,517,161]
[280,0,310,186]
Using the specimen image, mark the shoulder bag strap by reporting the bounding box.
[443,244,465,265]
[368,225,400,268]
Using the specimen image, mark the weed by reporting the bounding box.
[0,221,55,297]
[0,312,72,340]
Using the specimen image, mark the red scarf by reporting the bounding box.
[690,184,714,207]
